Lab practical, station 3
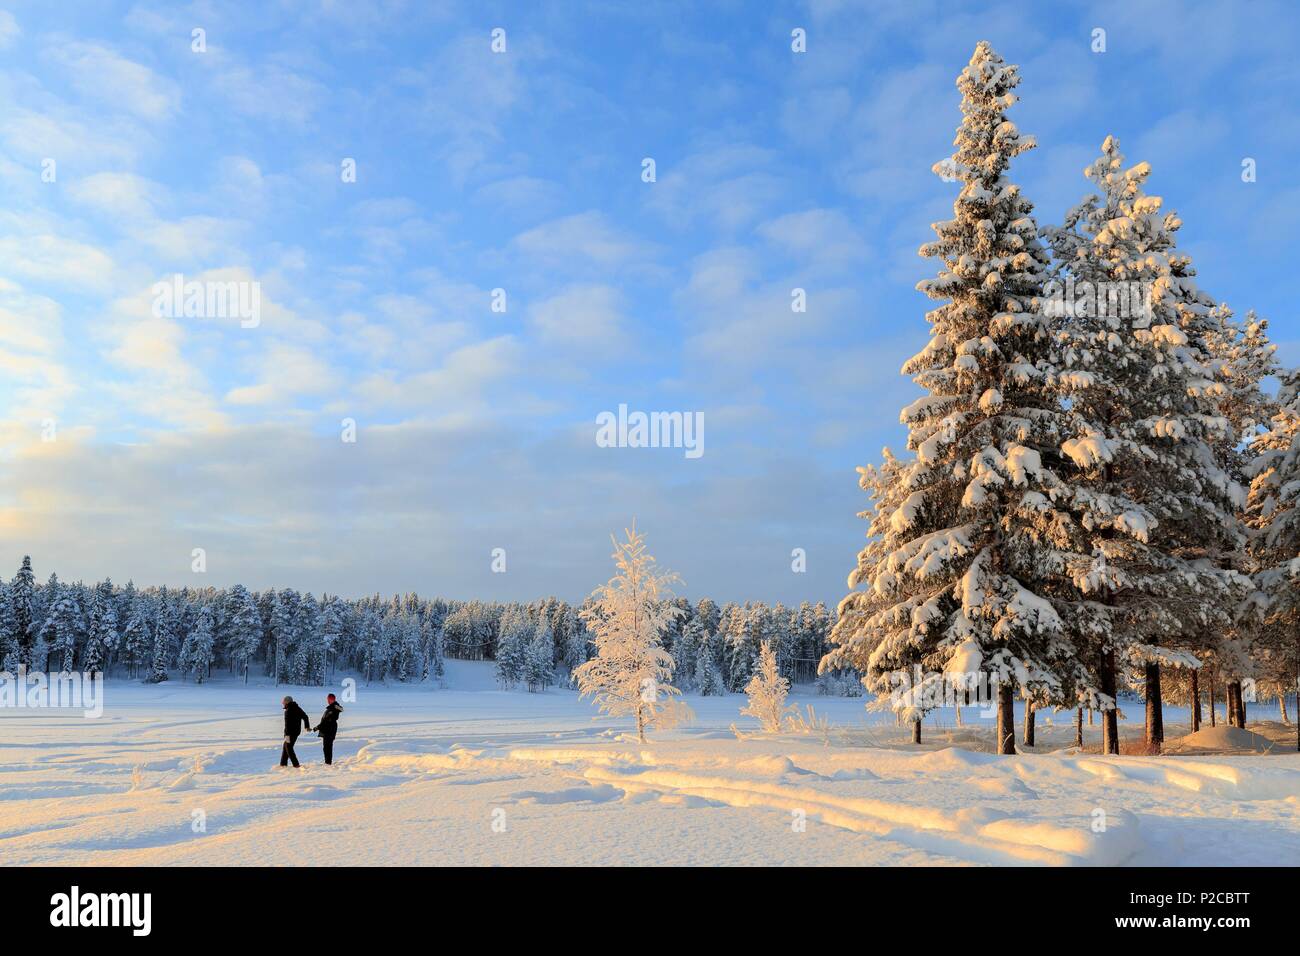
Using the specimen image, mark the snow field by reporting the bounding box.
[1,660,1296,866]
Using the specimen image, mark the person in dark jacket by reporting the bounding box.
[280,695,311,767]
[316,693,344,765]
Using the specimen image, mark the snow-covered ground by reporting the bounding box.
[2,660,1296,866]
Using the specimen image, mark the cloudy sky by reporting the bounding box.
[0,0,1297,604]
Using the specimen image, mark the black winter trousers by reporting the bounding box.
[281,734,300,767]
[321,732,335,765]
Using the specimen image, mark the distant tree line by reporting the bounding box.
[0,556,850,694]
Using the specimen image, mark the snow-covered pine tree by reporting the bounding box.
[769,602,792,678]
[182,605,216,683]
[223,584,263,683]
[696,634,723,696]
[722,604,752,692]
[0,582,16,672]
[524,618,554,692]
[741,641,795,732]
[827,42,1077,754]
[1246,365,1300,750]
[83,580,117,678]
[495,606,530,688]
[121,602,152,679]
[1045,137,1249,752]
[359,610,383,684]
[40,583,84,674]
[672,615,705,691]
[294,593,321,684]
[424,614,446,684]
[574,525,691,741]
[10,556,35,668]
[271,589,301,684]
[146,599,172,683]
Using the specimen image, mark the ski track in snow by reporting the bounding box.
[1,660,1297,866]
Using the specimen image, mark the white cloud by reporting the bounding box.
[68,171,160,219]
[45,41,180,121]
[527,284,628,350]
[513,211,656,269]
[757,209,869,268]
[0,231,117,293]
[0,11,20,50]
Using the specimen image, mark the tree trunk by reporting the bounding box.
[1227,681,1242,728]
[1144,662,1163,750]
[912,718,922,745]
[996,683,1016,755]
[1075,706,1083,749]
[1190,667,1201,734]
[1208,670,1217,727]
[1087,706,1093,726]
[1023,698,1036,747]
[636,705,646,743]
[954,697,963,727]
[1100,649,1119,755]
[1280,693,1289,724]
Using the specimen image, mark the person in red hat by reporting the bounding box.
[316,693,344,765]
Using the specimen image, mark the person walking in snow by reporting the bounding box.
[280,695,312,768]
[316,693,344,765]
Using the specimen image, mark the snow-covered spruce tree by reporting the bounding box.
[825,42,1079,754]
[574,525,691,742]
[672,615,705,691]
[0,582,16,672]
[495,606,530,688]
[83,580,117,678]
[696,634,723,696]
[1246,366,1300,750]
[726,605,764,693]
[1206,308,1278,728]
[524,619,554,693]
[181,605,216,683]
[741,641,795,733]
[10,556,36,668]
[146,600,172,683]
[423,615,446,684]
[271,589,301,684]
[121,603,152,679]
[293,592,321,685]
[1044,137,1249,752]
[40,584,84,674]
[223,584,263,683]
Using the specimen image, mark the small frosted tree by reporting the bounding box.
[740,641,795,732]
[574,524,691,742]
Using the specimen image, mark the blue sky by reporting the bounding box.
[1,0,1297,603]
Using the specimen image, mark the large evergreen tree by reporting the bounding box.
[826,42,1077,753]
[1045,137,1249,752]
